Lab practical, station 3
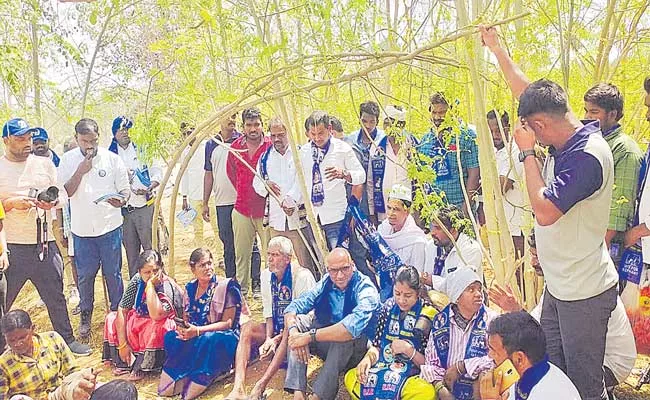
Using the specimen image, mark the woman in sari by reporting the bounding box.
[158,248,249,400]
[102,250,183,381]
[345,265,437,400]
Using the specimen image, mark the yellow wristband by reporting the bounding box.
[116,342,128,350]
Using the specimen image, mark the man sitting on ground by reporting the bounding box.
[284,248,380,400]
[480,311,580,399]
[226,236,317,400]
[377,184,428,273]
[422,205,483,291]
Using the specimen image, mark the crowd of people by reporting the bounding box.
[1,25,650,400]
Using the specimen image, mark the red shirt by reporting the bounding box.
[226,135,272,218]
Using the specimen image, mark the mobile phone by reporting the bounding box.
[494,359,520,393]
[173,317,189,328]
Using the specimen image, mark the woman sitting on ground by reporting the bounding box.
[345,265,437,400]
[0,309,98,400]
[102,249,183,381]
[158,248,249,400]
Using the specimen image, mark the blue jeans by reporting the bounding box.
[73,227,125,313]
[321,220,378,288]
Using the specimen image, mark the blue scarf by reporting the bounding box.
[314,271,358,326]
[433,246,447,276]
[514,355,550,400]
[360,298,423,400]
[51,150,60,167]
[431,304,488,400]
[310,139,331,206]
[371,136,388,214]
[271,264,293,335]
[337,196,402,301]
[428,128,452,181]
[260,146,274,227]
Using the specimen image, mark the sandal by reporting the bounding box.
[125,370,146,382]
[112,367,130,376]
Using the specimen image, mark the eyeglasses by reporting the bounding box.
[326,265,352,276]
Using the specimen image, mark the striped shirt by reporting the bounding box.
[420,305,496,383]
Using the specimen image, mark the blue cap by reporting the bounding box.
[32,127,49,142]
[112,116,133,136]
[2,118,38,138]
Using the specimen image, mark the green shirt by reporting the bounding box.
[603,124,643,232]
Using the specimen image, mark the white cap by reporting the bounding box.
[443,267,482,303]
[389,184,412,203]
[384,105,406,122]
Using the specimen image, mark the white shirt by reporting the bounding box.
[507,363,581,400]
[532,295,636,384]
[207,139,237,206]
[290,137,365,225]
[377,215,427,273]
[260,264,317,319]
[431,233,483,291]
[252,146,302,231]
[180,141,207,201]
[58,147,129,237]
[366,138,411,221]
[116,143,163,208]
[495,142,525,236]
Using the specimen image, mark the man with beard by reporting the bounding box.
[58,118,129,340]
[418,93,480,216]
[227,107,272,297]
[31,127,60,167]
[253,117,320,277]
[0,118,90,355]
[421,205,483,291]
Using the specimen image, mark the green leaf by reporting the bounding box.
[89,10,98,25]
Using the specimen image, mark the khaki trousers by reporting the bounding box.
[232,209,269,292]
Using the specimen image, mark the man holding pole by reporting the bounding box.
[481,26,618,400]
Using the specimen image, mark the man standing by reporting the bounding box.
[583,83,643,259]
[367,105,418,222]
[227,108,272,297]
[58,118,130,340]
[488,110,525,257]
[0,118,90,355]
[32,127,60,167]
[203,114,239,277]
[284,248,380,400]
[481,26,619,400]
[253,117,319,276]
[226,236,316,400]
[109,116,162,278]
[0,200,7,351]
[179,123,222,255]
[418,93,480,216]
[293,112,370,274]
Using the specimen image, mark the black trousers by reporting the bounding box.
[6,242,75,343]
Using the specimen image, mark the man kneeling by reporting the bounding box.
[226,236,316,400]
[284,248,381,400]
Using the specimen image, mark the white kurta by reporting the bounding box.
[366,138,412,221]
[495,142,524,236]
[507,362,581,400]
[377,215,428,273]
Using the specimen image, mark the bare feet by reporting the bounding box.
[224,388,248,400]
[248,383,267,400]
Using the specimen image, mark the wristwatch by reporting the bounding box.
[309,328,318,343]
[518,149,536,162]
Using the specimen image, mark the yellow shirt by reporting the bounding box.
[0,331,78,400]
